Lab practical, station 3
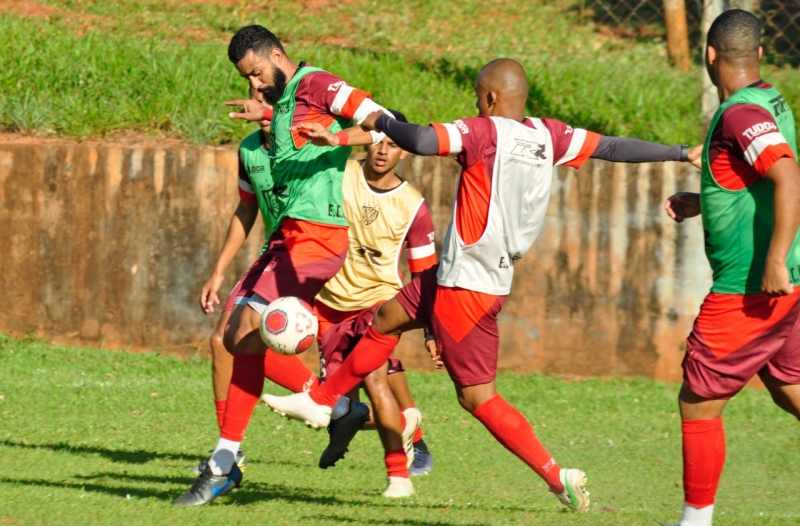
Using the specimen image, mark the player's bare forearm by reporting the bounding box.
[764,158,800,291]
[212,200,258,276]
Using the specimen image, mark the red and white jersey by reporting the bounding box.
[708,84,795,190]
[431,115,600,294]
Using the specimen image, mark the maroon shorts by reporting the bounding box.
[235,219,348,306]
[396,265,507,386]
[683,290,800,399]
[314,301,404,381]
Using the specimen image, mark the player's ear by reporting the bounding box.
[758,46,763,60]
[399,149,408,160]
[706,45,717,66]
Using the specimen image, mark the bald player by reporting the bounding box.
[663,10,800,526]
[265,58,701,511]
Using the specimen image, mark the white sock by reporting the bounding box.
[681,503,714,526]
[208,437,240,476]
[330,396,351,420]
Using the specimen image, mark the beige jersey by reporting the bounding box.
[316,160,436,312]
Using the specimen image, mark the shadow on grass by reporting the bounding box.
[305,514,489,526]
[0,439,200,464]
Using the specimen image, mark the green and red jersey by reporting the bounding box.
[701,81,799,294]
[238,130,278,251]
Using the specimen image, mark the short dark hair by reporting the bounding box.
[707,9,760,63]
[228,25,285,64]
[387,109,408,123]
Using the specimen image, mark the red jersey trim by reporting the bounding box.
[238,187,257,204]
[753,143,795,176]
[408,253,437,273]
[431,123,451,157]
[563,131,601,169]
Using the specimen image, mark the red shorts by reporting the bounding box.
[314,301,404,381]
[683,290,800,399]
[396,265,507,386]
[235,219,348,306]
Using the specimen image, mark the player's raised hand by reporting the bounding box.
[360,110,383,131]
[687,145,703,168]
[199,273,224,314]
[425,339,444,369]
[664,192,701,223]
[762,259,794,297]
[226,99,269,122]
[292,122,340,146]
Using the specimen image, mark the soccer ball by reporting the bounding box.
[259,296,318,355]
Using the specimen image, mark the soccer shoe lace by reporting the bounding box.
[382,476,415,498]
[192,448,247,475]
[172,464,243,506]
[552,468,590,512]
[401,408,422,468]
[319,399,370,469]
[408,438,433,476]
[261,391,331,428]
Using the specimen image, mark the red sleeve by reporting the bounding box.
[405,200,437,273]
[721,103,794,176]
[430,116,496,167]
[237,153,257,204]
[294,71,372,121]
[542,118,601,169]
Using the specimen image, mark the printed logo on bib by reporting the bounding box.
[348,237,383,266]
[770,95,790,117]
[362,205,380,226]
[261,185,289,219]
[249,165,266,174]
[510,139,547,160]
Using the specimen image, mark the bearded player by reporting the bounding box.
[174,25,394,506]
[663,10,800,526]
[308,110,437,497]
[264,58,701,511]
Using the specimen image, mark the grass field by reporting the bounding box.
[1,333,799,525]
[2,0,799,145]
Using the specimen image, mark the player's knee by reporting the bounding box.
[210,331,226,355]
[456,392,481,414]
[364,370,392,399]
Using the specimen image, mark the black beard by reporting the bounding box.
[259,66,287,105]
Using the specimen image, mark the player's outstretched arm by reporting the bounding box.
[199,200,258,314]
[226,99,272,123]
[762,157,800,297]
[361,111,440,156]
[291,122,380,148]
[664,192,701,223]
[590,136,702,165]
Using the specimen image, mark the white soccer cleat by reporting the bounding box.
[552,468,590,512]
[401,408,422,468]
[382,476,415,498]
[261,392,331,429]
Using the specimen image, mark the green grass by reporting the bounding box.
[1,333,799,525]
[6,0,799,145]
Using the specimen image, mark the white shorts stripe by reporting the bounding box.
[407,242,436,260]
[330,85,354,116]
[442,123,463,156]
[246,293,270,315]
[556,128,587,166]
[744,132,788,166]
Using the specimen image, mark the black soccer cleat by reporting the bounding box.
[318,399,370,469]
[172,464,243,506]
[409,437,433,476]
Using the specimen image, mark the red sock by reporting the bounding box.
[409,401,424,442]
[384,448,409,478]
[215,399,226,431]
[220,353,265,442]
[264,349,320,393]
[682,418,726,507]
[310,326,398,407]
[473,394,562,491]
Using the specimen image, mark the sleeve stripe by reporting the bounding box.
[555,128,587,166]
[408,253,437,273]
[431,123,463,156]
[341,89,373,121]
[744,132,789,166]
[407,242,436,260]
[238,187,257,204]
[752,143,795,175]
[350,97,389,125]
[330,85,355,116]
[238,178,254,194]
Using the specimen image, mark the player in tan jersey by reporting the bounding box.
[290,110,438,497]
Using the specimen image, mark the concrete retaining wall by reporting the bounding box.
[0,139,710,379]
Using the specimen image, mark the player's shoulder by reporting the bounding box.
[239,130,264,153]
[300,69,345,91]
[719,102,777,138]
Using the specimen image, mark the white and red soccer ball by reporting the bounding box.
[259,296,318,355]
